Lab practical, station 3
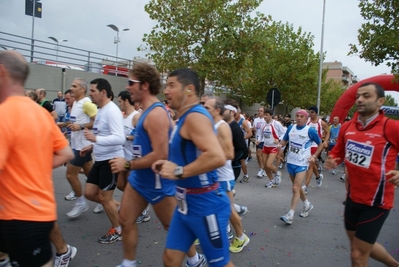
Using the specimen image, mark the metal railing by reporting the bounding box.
[0,31,133,75]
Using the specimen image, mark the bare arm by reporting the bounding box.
[322,121,330,147]
[242,120,252,140]
[53,146,74,168]
[131,106,169,169]
[51,110,58,121]
[217,122,234,160]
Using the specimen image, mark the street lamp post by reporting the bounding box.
[48,37,67,67]
[107,24,129,76]
[317,0,326,112]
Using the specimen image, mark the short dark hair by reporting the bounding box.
[90,78,113,98]
[224,99,239,109]
[118,90,134,105]
[359,82,385,98]
[64,89,72,95]
[129,63,161,95]
[168,68,200,96]
[264,108,273,116]
[285,114,291,118]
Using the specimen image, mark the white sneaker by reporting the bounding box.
[265,181,275,189]
[274,171,282,185]
[93,204,104,214]
[278,162,283,169]
[299,203,314,218]
[66,202,89,218]
[257,169,263,178]
[340,174,346,182]
[64,191,76,201]
[262,169,266,176]
[280,213,293,225]
[302,185,308,195]
[237,205,248,218]
[316,174,324,188]
[54,244,77,267]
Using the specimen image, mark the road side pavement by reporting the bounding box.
[52,157,399,267]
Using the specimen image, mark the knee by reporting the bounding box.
[163,250,179,267]
[350,249,367,265]
[84,189,95,201]
[292,185,301,194]
[266,162,274,169]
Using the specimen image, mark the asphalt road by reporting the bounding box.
[53,156,399,267]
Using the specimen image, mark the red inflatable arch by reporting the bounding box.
[330,74,399,123]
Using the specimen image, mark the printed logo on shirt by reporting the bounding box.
[345,139,374,168]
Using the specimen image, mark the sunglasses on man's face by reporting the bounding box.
[127,79,141,86]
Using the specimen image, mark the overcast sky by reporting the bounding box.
[0,0,397,101]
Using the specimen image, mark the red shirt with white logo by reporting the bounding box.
[330,111,399,209]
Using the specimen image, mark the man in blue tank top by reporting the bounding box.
[153,68,235,267]
[109,63,204,267]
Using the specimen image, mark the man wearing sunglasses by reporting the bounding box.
[110,64,205,267]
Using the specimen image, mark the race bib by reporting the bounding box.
[263,131,271,139]
[345,140,373,168]
[290,142,302,154]
[92,127,98,135]
[176,187,188,215]
[70,116,76,123]
[132,145,142,159]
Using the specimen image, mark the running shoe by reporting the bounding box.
[280,213,293,225]
[332,169,336,175]
[98,227,122,244]
[93,204,104,214]
[54,244,77,267]
[229,234,250,253]
[237,206,248,218]
[136,209,151,223]
[0,258,11,267]
[340,174,346,182]
[64,191,76,201]
[265,181,275,189]
[257,169,263,178]
[316,174,324,188]
[262,169,266,176]
[274,171,282,185]
[302,185,308,195]
[66,202,89,218]
[241,175,250,183]
[278,162,283,169]
[185,253,206,267]
[299,203,314,218]
[317,164,322,174]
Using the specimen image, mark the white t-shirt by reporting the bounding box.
[253,117,266,142]
[92,101,125,161]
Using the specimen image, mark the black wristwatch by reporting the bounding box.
[174,166,184,179]
[80,124,85,130]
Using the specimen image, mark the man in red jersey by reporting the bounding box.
[325,82,399,267]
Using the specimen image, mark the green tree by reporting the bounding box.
[349,0,399,79]
[141,0,322,106]
[211,15,321,107]
[385,94,398,107]
[319,79,345,114]
[140,0,264,94]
